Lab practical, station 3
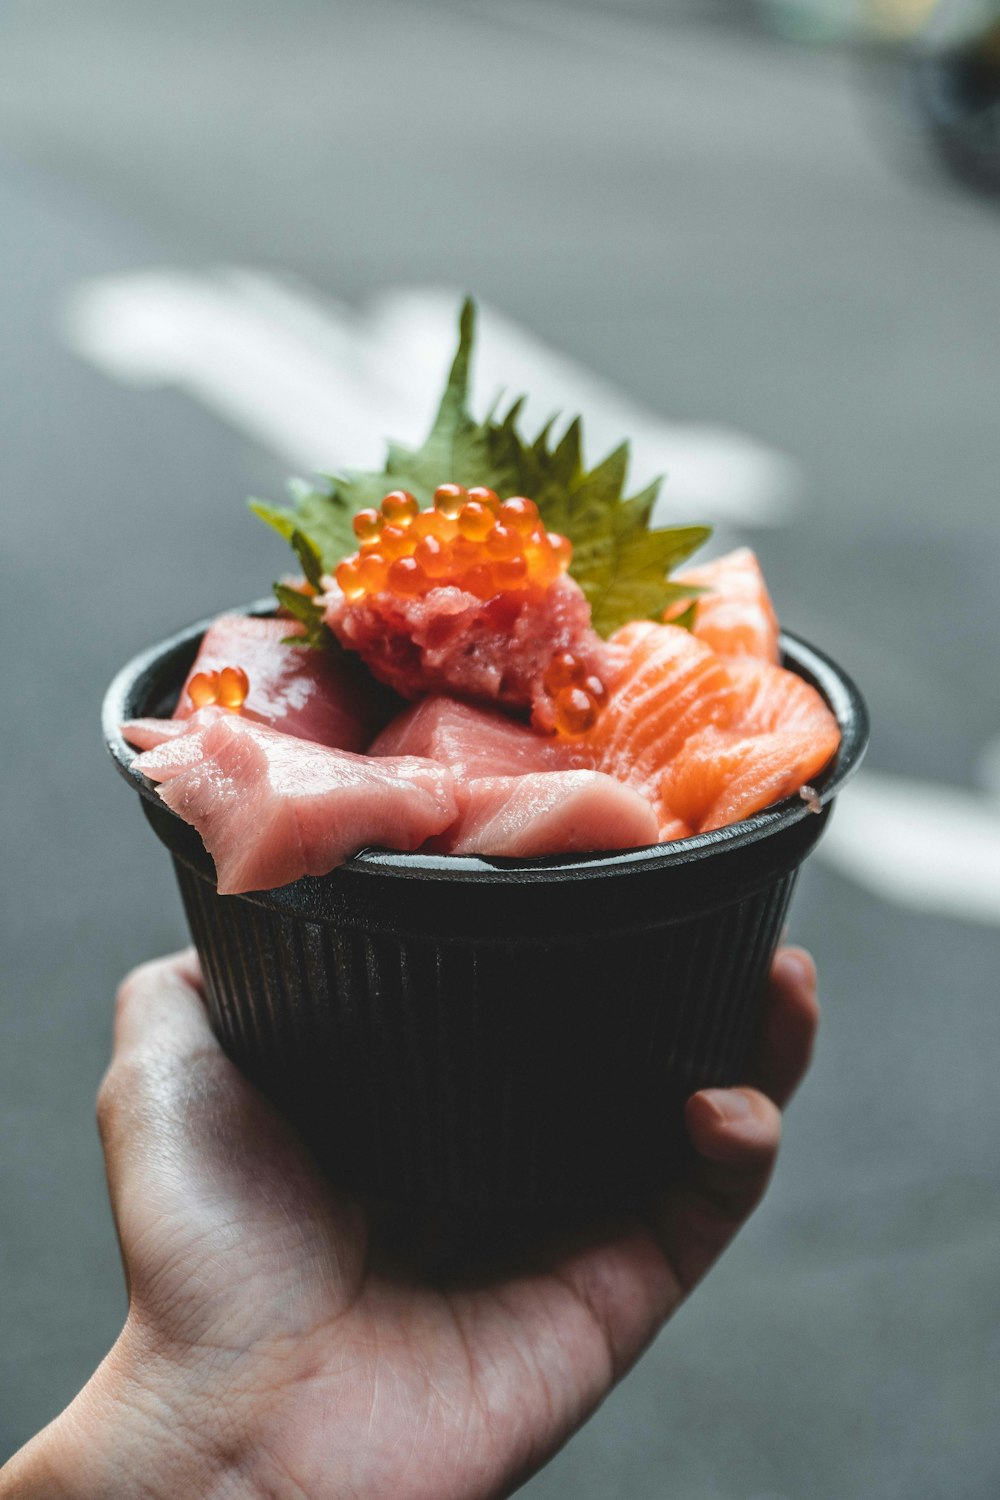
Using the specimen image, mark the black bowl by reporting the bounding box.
[103,604,868,1210]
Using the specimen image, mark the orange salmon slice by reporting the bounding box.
[588,621,743,797]
[587,622,840,837]
[667,547,780,663]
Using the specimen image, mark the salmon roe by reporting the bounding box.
[334,486,574,606]
[541,650,605,738]
[187,665,250,711]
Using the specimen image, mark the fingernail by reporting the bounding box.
[777,948,815,990]
[700,1088,752,1125]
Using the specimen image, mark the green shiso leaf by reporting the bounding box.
[272,582,333,650]
[250,296,712,638]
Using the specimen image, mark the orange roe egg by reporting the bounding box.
[494,554,528,588]
[457,501,495,541]
[523,529,554,582]
[188,670,220,708]
[379,525,412,561]
[359,552,388,592]
[485,522,522,559]
[353,508,382,543]
[336,558,366,601]
[217,665,250,709]
[414,535,452,578]
[499,496,539,534]
[387,556,427,595]
[434,483,466,519]
[464,564,498,600]
[543,651,585,694]
[554,685,598,736]
[381,490,418,525]
[548,532,573,572]
[450,536,481,572]
[582,673,608,707]
[412,509,450,540]
[466,486,499,513]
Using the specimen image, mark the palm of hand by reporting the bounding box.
[94,949,816,1500]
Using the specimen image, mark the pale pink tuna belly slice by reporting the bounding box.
[155,717,457,893]
[369,696,585,778]
[122,706,229,753]
[432,771,658,858]
[174,614,387,750]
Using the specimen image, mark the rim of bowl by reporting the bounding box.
[102,599,869,886]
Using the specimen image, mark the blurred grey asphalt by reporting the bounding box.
[1,2,999,1495]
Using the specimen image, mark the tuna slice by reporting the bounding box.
[154,716,458,893]
[666,547,780,663]
[432,772,659,858]
[173,614,388,750]
[121,706,225,751]
[368,695,584,778]
[325,575,611,732]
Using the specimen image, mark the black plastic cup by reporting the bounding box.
[103,603,867,1212]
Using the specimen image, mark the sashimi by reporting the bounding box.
[667,547,780,663]
[368,696,583,778]
[585,622,741,796]
[121,706,225,751]
[134,730,212,782]
[583,619,840,837]
[431,772,659,857]
[659,725,837,832]
[155,716,458,893]
[724,655,840,740]
[174,614,387,751]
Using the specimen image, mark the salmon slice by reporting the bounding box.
[659,723,838,833]
[155,716,458,893]
[667,547,780,663]
[585,619,839,838]
[369,695,582,778]
[724,655,838,738]
[174,614,387,751]
[586,622,741,797]
[431,772,658,857]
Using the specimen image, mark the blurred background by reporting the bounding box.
[2,1,999,1494]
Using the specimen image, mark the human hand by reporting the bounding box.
[3,946,818,1500]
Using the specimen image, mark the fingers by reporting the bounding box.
[97,950,231,1221]
[109,948,213,1062]
[753,946,819,1109]
[653,1086,781,1295]
[651,946,818,1293]
[97,951,368,1341]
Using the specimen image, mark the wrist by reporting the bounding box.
[0,1326,258,1500]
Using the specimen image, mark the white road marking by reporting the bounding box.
[818,767,1000,926]
[59,269,799,523]
[58,268,1000,925]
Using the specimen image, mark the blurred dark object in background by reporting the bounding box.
[907,0,1000,193]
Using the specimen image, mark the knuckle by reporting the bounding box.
[95,1066,121,1136]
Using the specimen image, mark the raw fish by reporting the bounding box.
[432,771,659,857]
[369,696,582,778]
[154,716,457,893]
[174,614,385,750]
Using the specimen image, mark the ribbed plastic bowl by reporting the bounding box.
[103,604,868,1210]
